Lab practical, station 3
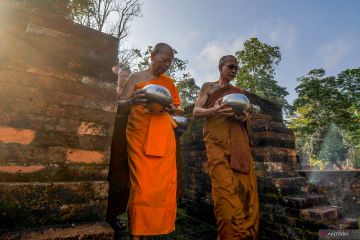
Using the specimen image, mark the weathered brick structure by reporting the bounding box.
[0,2,118,239]
[1,2,358,240]
[180,92,359,240]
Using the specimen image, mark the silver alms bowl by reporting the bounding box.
[142,84,172,112]
[172,116,189,127]
[222,93,251,114]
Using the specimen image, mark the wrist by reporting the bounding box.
[208,107,216,116]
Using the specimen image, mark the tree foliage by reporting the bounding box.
[131,46,200,108]
[235,38,290,111]
[9,0,92,19]
[10,0,142,42]
[289,68,360,168]
[317,124,348,169]
[73,0,142,41]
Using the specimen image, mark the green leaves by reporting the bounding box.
[235,38,289,112]
[289,68,360,168]
[176,74,200,109]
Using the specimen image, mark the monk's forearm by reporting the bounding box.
[193,107,215,118]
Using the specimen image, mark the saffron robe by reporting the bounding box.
[203,85,259,240]
[126,74,180,236]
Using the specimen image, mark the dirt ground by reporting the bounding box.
[116,209,218,240]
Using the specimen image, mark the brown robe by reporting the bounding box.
[106,109,130,223]
[203,85,259,240]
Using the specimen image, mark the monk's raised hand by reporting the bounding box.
[131,89,147,106]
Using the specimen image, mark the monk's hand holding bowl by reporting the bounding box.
[208,98,231,116]
[213,98,235,116]
[163,104,185,115]
[234,111,249,122]
[131,89,147,106]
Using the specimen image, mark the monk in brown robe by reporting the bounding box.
[193,55,259,240]
[117,43,183,240]
[106,65,132,231]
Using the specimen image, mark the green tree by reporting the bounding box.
[131,46,200,108]
[176,73,200,108]
[235,38,290,111]
[318,124,348,169]
[289,68,360,168]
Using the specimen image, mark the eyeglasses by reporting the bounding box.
[225,64,239,71]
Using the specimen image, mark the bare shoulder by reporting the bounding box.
[200,82,213,92]
[201,81,220,94]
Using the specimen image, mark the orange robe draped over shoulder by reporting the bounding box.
[126,74,180,236]
[203,85,259,240]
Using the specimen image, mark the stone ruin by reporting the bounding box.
[0,2,117,239]
[0,2,359,240]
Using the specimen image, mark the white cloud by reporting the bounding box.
[195,42,227,70]
[251,18,298,49]
[194,36,247,70]
[172,30,201,50]
[316,38,353,69]
[191,37,244,86]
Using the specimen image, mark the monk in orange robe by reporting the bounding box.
[193,55,259,240]
[117,43,183,240]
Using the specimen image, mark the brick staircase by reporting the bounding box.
[252,114,359,240]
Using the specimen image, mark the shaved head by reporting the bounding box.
[153,42,174,55]
[218,55,237,70]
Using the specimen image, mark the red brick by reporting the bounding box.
[300,206,339,223]
[0,127,35,144]
[0,165,45,173]
[67,149,105,164]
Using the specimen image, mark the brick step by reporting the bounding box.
[254,162,299,178]
[0,182,108,229]
[0,221,114,240]
[252,147,297,163]
[271,177,307,188]
[328,217,359,229]
[251,120,291,133]
[281,194,328,208]
[252,131,295,149]
[259,177,307,196]
[300,206,339,224]
[261,169,299,178]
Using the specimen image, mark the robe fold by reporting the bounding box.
[126,74,180,236]
[203,85,259,240]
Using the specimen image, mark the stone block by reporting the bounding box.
[0,164,108,182]
[252,146,297,163]
[300,206,339,224]
[252,131,295,148]
[0,221,114,240]
[0,182,109,229]
[282,194,328,209]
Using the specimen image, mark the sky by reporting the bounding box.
[124,0,360,104]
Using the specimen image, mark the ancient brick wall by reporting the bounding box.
[0,2,118,234]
